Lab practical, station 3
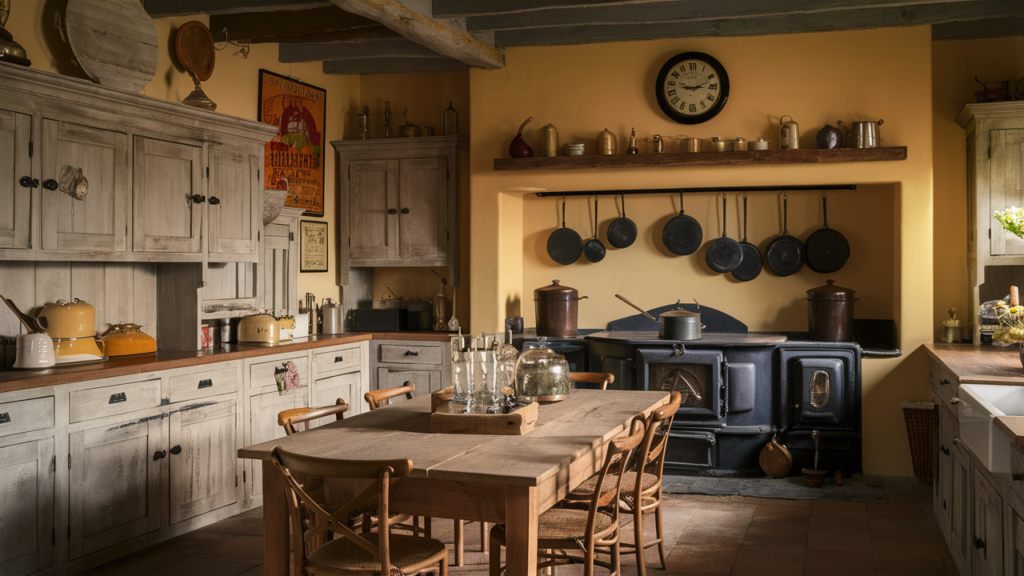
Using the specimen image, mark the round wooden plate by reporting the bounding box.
[65,0,158,93]
[175,21,215,82]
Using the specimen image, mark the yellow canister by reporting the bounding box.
[541,124,559,157]
[597,129,617,155]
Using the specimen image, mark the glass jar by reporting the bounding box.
[513,338,571,402]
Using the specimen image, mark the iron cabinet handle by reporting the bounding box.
[940,445,950,456]
[208,196,220,205]
[153,450,167,461]
[943,500,947,510]
[191,194,206,204]
[334,356,344,363]
[974,537,986,551]
[950,397,960,404]
[1014,473,1024,482]
[19,176,38,188]
[0,412,9,424]
[405,350,419,356]
[109,392,127,404]
[198,379,213,389]
[940,379,951,385]
[401,208,410,214]
[42,179,58,190]
[388,209,397,214]
[952,437,962,447]
[170,445,182,455]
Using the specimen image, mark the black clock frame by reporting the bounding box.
[655,51,730,124]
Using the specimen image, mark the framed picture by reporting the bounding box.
[258,69,326,216]
[300,220,329,273]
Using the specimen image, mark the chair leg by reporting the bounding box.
[544,549,554,576]
[612,540,621,576]
[440,556,448,576]
[481,521,489,553]
[583,545,594,576]
[489,533,502,576]
[633,507,647,576]
[654,501,666,570]
[454,519,465,566]
[425,516,432,539]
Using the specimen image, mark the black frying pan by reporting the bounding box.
[732,193,763,282]
[607,192,637,249]
[765,192,804,276]
[706,195,744,273]
[662,191,703,256]
[547,195,583,265]
[583,196,606,263]
[805,191,850,273]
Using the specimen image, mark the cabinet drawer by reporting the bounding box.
[0,396,55,437]
[70,379,162,423]
[379,344,443,366]
[314,346,362,376]
[250,356,310,393]
[169,367,239,403]
[931,361,958,407]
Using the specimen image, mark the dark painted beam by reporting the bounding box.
[433,1,633,18]
[494,0,1024,45]
[280,37,443,62]
[322,56,470,74]
[145,0,332,17]
[933,16,1024,39]
[209,7,400,44]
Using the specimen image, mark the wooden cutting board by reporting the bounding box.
[65,0,158,93]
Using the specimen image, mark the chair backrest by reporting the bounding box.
[271,446,414,575]
[629,391,683,501]
[574,415,646,546]
[570,372,614,390]
[364,383,416,410]
[278,398,349,435]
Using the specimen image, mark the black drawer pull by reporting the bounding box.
[388,209,397,214]
[19,176,38,189]
[208,196,220,205]
[334,356,344,363]
[152,450,167,461]
[974,537,986,551]
[940,379,951,385]
[170,445,182,455]
[109,392,127,404]
[940,446,950,456]
[42,179,58,190]
[198,379,213,389]
[1014,473,1024,482]
[942,500,947,510]
[0,412,9,424]
[404,350,419,356]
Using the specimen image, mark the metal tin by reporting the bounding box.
[750,138,769,150]
[780,115,799,149]
[541,124,559,157]
[534,280,587,338]
[653,134,664,153]
[806,280,856,341]
[597,129,616,155]
[321,298,343,334]
[732,137,747,151]
[709,137,726,152]
[682,137,701,153]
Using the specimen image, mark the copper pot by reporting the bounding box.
[535,280,587,338]
[806,280,856,341]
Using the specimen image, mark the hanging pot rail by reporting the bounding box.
[533,184,856,198]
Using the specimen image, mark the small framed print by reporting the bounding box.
[300,220,328,272]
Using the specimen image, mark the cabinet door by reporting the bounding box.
[314,372,363,422]
[69,417,162,558]
[262,222,294,316]
[209,147,259,257]
[935,403,952,534]
[990,129,1024,256]
[248,389,307,502]
[1012,512,1024,576]
[0,110,31,249]
[0,438,54,575]
[168,399,239,524]
[349,159,397,260]
[973,468,1004,576]
[40,120,129,252]
[398,157,447,259]
[951,450,971,571]
[376,366,440,396]
[133,137,202,253]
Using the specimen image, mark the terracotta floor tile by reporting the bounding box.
[151,556,257,576]
[664,547,737,575]
[804,546,877,570]
[867,503,928,519]
[195,535,266,565]
[809,514,870,533]
[871,527,946,545]
[874,555,949,576]
[871,537,942,558]
[744,520,809,543]
[811,501,869,518]
[736,540,806,564]
[731,559,805,576]
[753,503,812,520]
[239,566,264,576]
[807,529,872,551]
[868,516,935,532]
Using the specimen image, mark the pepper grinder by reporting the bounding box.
[942,308,960,343]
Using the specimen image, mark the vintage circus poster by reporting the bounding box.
[258,70,326,216]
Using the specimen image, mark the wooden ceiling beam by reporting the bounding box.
[209,7,400,44]
[280,37,443,62]
[432,1,636,18]
[323,56,470,74]
[328,0,504,68]
[933,16,1024,39]
[145,0,332,17]
[495,0,1024,45]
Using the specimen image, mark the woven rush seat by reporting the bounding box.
[536,508,615,540]
[572,470,659,495]
[307,533,447,572]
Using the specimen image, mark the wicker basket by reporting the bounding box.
[902,401,936,486]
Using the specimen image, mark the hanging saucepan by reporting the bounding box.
[765,192,804,276]
[615,294,703,341]
[546,195,583,265]
[732,192,763,282]
[705,194,744,273]
[607,192,637,249]
[583,196,606,263]
[662,191,703,256]
[804,190,850,273]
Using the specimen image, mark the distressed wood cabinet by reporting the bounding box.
[369,339,450,396]
[332,136,467,286]
[132,138,203,254]
[207,146,261,259]
[0,109,31,249]
[168,397,240,524]
[260,207,304,318]
[0,437,54,575]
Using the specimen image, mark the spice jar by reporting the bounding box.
[806,280,856,341]
[534,280,587,337]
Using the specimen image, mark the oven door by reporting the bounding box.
[780,348,858,431]
[636,347,724,424]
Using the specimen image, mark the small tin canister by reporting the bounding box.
[597,129,617,155]
[541,124,559,157]
[682,137,701,153]
[732,137,748,151]
[709,137,726,152]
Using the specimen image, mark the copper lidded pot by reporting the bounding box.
[806,280,856,342]
[535,280,587,337]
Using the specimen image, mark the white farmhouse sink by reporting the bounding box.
[959,384,1024,473]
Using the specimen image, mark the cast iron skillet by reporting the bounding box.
[804,191,850,273]
[607,192,637,249]
[662,191,703,256]
[546,195,583,265]
[731,192,763,282]
[765,192,804,276]
[583,196,606,263]
[706,194,744,273]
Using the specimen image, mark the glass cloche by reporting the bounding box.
[514,337,571,402]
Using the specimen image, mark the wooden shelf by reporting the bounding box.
[493,146,907,171]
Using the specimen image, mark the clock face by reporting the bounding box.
[655,52,730,124]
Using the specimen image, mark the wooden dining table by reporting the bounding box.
[238,388,670,576]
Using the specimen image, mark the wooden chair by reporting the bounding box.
[364,384,416,410]
[489,416,647,575]
[271,447,448,576]
[278,398,349,434]
[570,372,614,390]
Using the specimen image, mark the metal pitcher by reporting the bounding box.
[780,115,799,150]
[847,119,883,148]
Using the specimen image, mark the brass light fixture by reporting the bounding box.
[0,0,31,66]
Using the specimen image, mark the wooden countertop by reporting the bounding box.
[0,332,454,394]
[924,343,1024,384]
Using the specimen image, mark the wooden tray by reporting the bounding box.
[429,387,538,435]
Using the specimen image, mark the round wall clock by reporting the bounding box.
[655,52,730,124]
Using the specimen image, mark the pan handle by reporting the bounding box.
[721,195,728,238]
[615,294,658,322]
[742,192,748,242]
[822,190,829,229]
[782,192,789,235]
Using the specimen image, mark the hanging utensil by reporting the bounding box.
[765,192,805,276]
[583,196,606,263]
[804,190,850,273]
[662,191,703,256]
[546,195,583,265]
[732,192,763,282]
[705,194,744,273]
[607,192,637,249]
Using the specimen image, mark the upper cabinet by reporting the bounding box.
[208,146,261,259]
[132,137,203,254]
[0,110,31,250]
[332,136,466,286]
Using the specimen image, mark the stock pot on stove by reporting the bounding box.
[807,280,856,341]
[535,280,587,338]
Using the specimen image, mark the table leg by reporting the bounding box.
[263,460,290,575]
[504,485,539,576]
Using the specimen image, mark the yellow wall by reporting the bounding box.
[469,28,935,475]
[932,37,1024,340]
